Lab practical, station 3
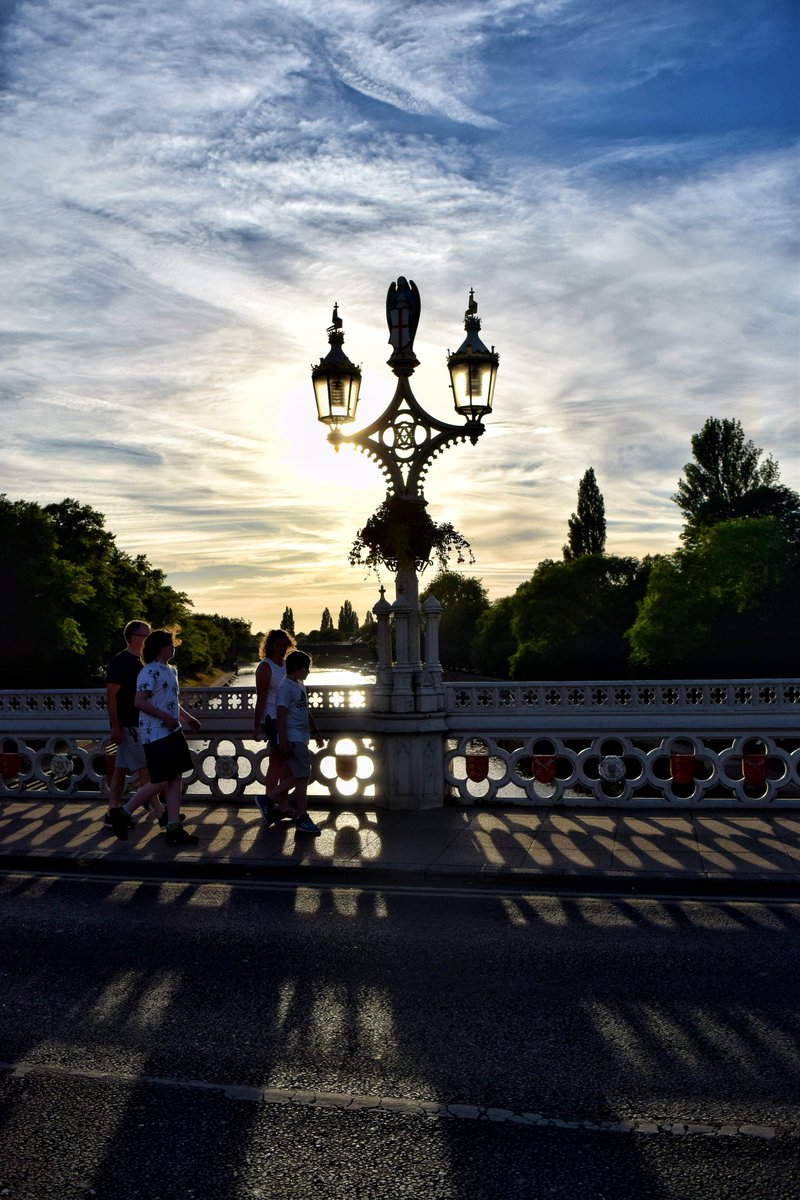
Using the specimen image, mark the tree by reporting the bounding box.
[509,555,648,680]
[337,599,359,638]
[472,595,517,678]
[0,493,255,685]
[320,607,334,633]
[563,468,606,560]
[627,517,798,676]
[673,417,799,548]
[0,495,88,685]
[420,571,489,672]
[281,606,295,635]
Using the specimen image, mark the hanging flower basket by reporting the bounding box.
[349,495,474,575]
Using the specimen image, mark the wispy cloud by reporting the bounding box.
[1,0,796,630]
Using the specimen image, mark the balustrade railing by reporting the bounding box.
[1,680,798,809]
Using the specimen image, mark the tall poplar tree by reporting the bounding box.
[280,606,295,635]
[337,599,359,637]
[320,607,334,634]
[563,468,606,560]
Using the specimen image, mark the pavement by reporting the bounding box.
[1,797,800,895]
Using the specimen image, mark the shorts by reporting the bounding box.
[143,730,194,784]
[261,715,278,747]
[285,741,311,780]
[114,727,147,773]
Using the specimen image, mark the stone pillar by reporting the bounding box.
[372,587,393,712]
[395,565,421,670]
[390,593,415,714]
[379,722,448,809]
[417,593,445,713]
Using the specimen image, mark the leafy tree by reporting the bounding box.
[0,495,89,685]
[360,610,376,633]
[0,493,255,685]
[509,555,648,680]
[314,606,339,641]
[420,571,489,672]
[337,599,359,638]
[673,417,799,549]
[281,606,295,635]
[627,517,798,676]
[563,468,606,560]
[472,595,517,678]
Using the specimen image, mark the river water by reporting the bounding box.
[232,661,375,688]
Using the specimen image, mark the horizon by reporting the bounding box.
[2,1,798,634]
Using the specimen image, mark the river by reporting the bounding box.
[233,661,376,688]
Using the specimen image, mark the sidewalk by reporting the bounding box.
[2,798,799,895]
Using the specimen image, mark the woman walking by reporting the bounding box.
[252,627,295,820]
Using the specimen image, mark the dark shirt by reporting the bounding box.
[105,649,143,727]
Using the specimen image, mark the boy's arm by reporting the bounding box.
[277,704,288,751]
[179,703,201,732]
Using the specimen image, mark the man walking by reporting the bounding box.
[104,620,163,828]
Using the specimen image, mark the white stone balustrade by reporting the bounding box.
[1,680,798,808]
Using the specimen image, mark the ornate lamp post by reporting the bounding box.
[311,276,499,651]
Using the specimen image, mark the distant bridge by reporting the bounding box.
[297,641,376,667]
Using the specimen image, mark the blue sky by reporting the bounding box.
[1,0,798,633]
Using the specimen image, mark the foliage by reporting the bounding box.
[280,606,295,636]
[349,494,474,576]
[563,467,606,560]
[509,555,649,680]
[472,596,518,678]
[0,494,256,686]
[673,417,799,549]
[337,599,360,638]
[420,571,489,672]
[627,517,798,676]
[314,606,339,641]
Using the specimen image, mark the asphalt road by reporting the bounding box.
[0,873,798,1199]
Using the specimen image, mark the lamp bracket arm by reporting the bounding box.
[331,376,484,497]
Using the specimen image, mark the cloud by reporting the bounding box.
[0,0,796,631]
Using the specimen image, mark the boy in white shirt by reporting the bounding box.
[267,650,325,835]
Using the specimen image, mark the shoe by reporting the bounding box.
[105,808,135,829]
[108,807,130,840]
[295,815,321,836]
[165,824,199,846]
[254,795,272,822]
[158,811,186,828]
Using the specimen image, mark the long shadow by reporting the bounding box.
[1,870,799,1197]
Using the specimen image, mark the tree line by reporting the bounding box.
[422,418,800,679]
[0,496,257,687]
[3,417,796,687]
[279,602,375,643]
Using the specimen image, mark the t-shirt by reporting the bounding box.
[275,676,309,743]
[105,649,143,727]
[136,661,180,745]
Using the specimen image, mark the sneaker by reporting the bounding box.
[253,795,272,822]
[108,807,130,840]
[105,808,135,829]
[295,815,321,836]
[158,811,186,829]
[165,824,199,846]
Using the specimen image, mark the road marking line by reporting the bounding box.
[0,1060,792,1140]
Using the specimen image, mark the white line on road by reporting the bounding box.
[0,1059,792,1141]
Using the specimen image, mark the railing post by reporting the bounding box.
[372,587,393,713]
[417,593,445,713]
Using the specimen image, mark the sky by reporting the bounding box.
[1,0,798,635]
